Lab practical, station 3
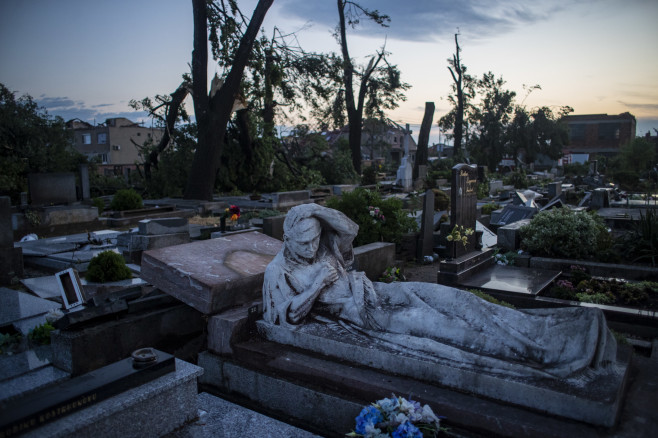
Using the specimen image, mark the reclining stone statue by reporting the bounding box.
[262,203,617,379]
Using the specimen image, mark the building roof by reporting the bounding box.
[562,112,636,123]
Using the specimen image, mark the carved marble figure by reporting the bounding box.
[262,204,617,379]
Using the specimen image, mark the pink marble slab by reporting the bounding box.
[141,232,282,314]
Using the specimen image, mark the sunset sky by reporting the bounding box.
[1,0,657,144]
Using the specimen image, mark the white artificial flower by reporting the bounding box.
[420,404,440,424]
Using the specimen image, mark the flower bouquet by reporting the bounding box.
[347,395,442,438]
[446,225,473,249]
[220,205,241,232]
[369,206,386,224]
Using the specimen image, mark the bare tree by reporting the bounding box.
[414,102,435,180]
[439,33,475,160]
[184,0,274,200]
[336,0,408,175]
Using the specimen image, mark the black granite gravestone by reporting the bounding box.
[0,349,175,436]
[449,164,478,258]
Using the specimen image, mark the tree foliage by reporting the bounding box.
[316,0,409,175]
[438,34,475,159]
[326,187,418,246]
[0,83,85,201]
[508,105,572,165]
[467,72,516,170]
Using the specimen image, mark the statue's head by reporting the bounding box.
[283,205,322,262]
[282,203,355,267]
[284,217,321,261]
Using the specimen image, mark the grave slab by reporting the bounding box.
[490,204,537,229]
[0,288,60,330]
[167,392,321,438]
[21,276,62,300]
[16,359,201,438]
[257,319,629,427]
[457,264,561,295]
[140,231,282,315]
[270,190,312,210]
[138,217,189,235]
[0,364,70,404]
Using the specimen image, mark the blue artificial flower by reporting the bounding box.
[355,406,384,435]
[392,421,423,438]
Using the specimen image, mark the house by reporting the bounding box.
[561,112,636,160]
[323,119,417,169]
[67,117,164,177]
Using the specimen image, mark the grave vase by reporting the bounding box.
[220,217,226,232]
[446,241,457,260]
[475,230,483,250]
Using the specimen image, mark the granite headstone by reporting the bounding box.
[449,164,478,257]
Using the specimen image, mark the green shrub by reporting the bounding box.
[612,170,640,191]
[361,165,377,185]
[326,188,418,246]
[110,189,143,211]
[520,209,611,259]
[476,180,489,199]
[28,322,54,345]
[92,197,105,214]
[620,281,657,305]
[432,189,450,211]
[86,250,132,283]
[480,202,500,215]
[503,170,528,189]
[575,292,615,305]
[617,209,658,266]
[0,332,22,355]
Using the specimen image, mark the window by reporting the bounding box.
[97,133,107,144]
[568,124,585,141]
[598,123,621,141]
[82,133,91,144]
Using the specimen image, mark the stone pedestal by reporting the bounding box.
[437,248,495,285]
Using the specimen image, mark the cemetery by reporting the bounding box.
[1,159,658,438]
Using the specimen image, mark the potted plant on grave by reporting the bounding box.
[220,205,241,232]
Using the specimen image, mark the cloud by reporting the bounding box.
[277,0,572,42]
[35,95,148,124]
[618,101,658,112]
[37,96,78,109]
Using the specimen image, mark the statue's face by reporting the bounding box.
[286,217,321,261]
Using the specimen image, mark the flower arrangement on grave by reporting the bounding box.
[369,206,385,224]
[346,395,442,438]
[379,266,406,283]
[446,225,474,248]
[223,205,241,222]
